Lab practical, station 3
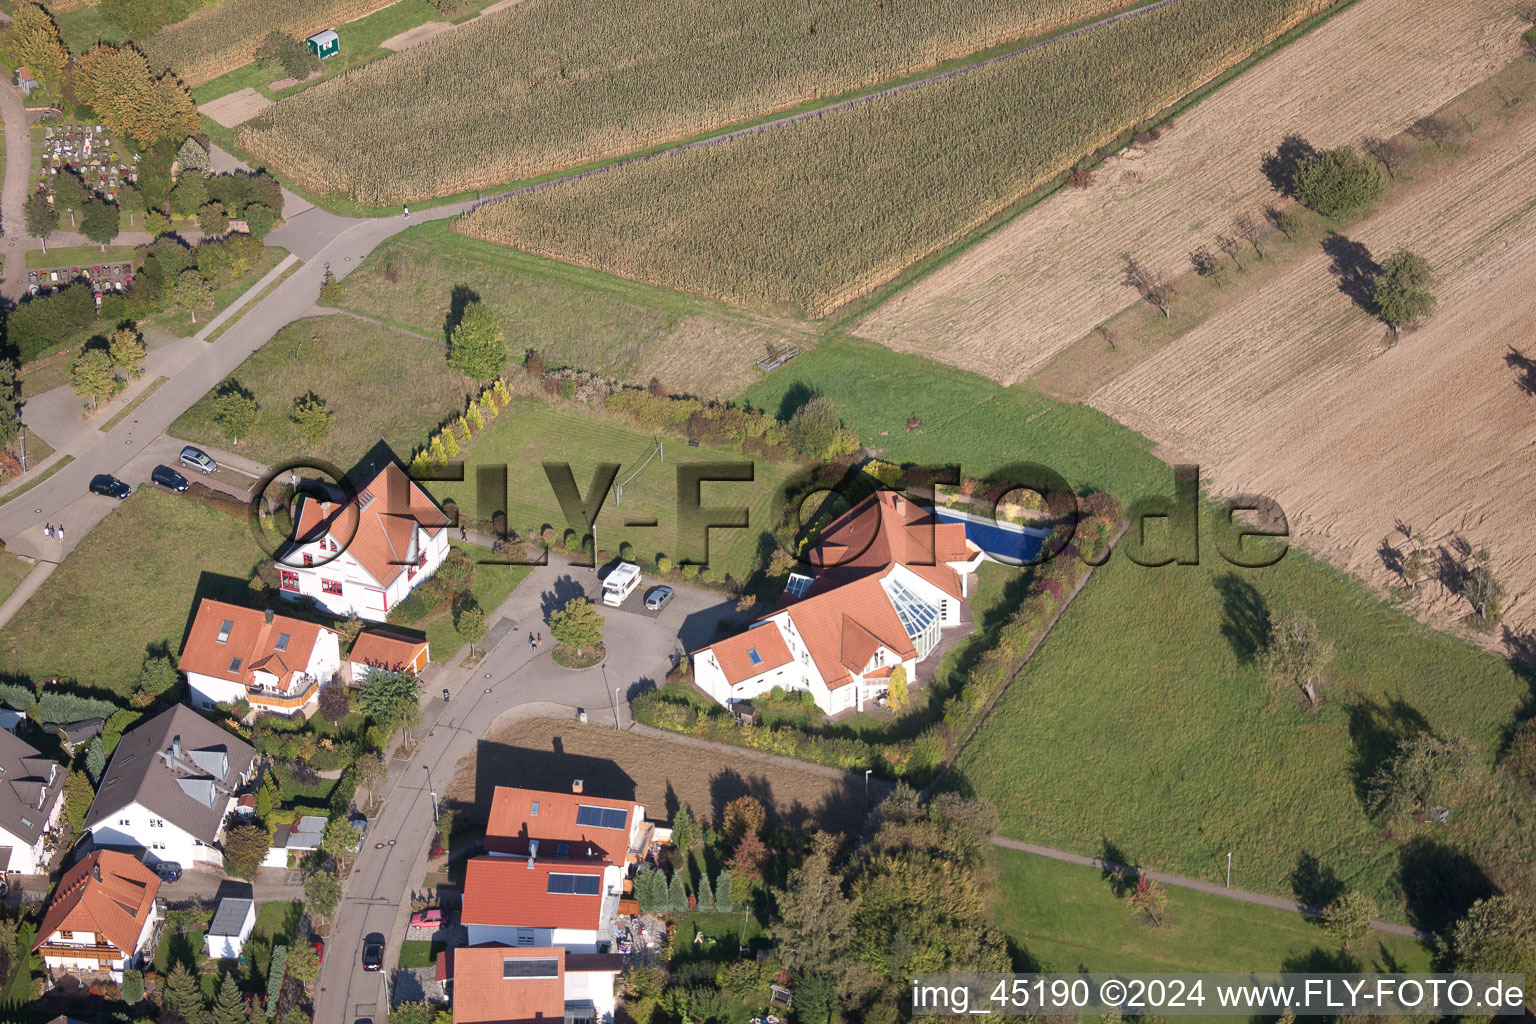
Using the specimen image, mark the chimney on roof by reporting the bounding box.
[530,838,539,859]
[321,500,333,514]
[893,494,906,514]
[172,735,182,760]
[264,608,274,625]
[92,861,102,883]
[572,779,583,794]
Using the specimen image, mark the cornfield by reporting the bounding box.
[455,0,1333,316]
[234,0,1140,204]
[141,0,393,85]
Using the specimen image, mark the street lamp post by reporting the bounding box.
[1226,851,1232,888]
[614,686,623,729]
[864,769,871,801]
[423,764,438,821]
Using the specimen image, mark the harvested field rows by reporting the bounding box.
[142,0,395,85]
[237,0,1140,204]
[1090,75,1536,639]
[455,0,1331,315]
[448,716,869,834]
[857,0,1524,382]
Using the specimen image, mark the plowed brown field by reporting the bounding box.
[856,0,1525,384]
[1090,77,1536,640]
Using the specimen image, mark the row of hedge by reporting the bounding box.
[631,493,1122,783]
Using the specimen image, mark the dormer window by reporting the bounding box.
[217,620,233,643]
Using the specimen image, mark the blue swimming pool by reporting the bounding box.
[935,508,1051,566]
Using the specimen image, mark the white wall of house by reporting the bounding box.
[566,969,620,1021]
[282,526,448,622]
[186,631,341,715]
[465,924,602,951]
[89,800,228,867]
[693,616,831,709]
[1,787,64,874]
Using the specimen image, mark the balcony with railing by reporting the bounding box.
[245,676,319,710]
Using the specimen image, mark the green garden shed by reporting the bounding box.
[305,29,340,59]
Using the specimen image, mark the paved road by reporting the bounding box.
[313,557,733,1023]
[991,836,1431,941]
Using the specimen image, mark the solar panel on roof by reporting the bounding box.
[504,957,559,978]
[575,805,627,829]
[547,872,602,895]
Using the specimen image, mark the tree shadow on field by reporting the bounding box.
[444,284,481,338]
[1099,837,1135,896]
[1506,346,1536,397]
[1397,837,1495,935]
[773,381,817,422]
[1260,133,1319,197]
[1346,695,1429,806]
[1321,233,1381,310]
[1214,573,1270,664]
[1289,851,1345,913]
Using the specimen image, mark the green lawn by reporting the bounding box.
[146,245,291,338]
[398,939,438,968]
[333,220,817,396]
[992,848,1432,981]
[26,245,137,270]
[740,337,1167,502]
[431,397,792,584]
[0,488,268,692]
[53,5,131,54]
[170,314,475,469]
[416,543,532,659]
[254,901,305,945]
[952,545,1530,924]
[0,551,33,608]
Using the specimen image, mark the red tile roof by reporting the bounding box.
[782,574,915,690]
[349,630,429,673]
[485,786,637,865]
[36,851,160,955]
[705,625,794,686]
[806,491,972,588]
[292,462,448,588]
[462,857,606,931]
[178,600,336,695]
[446,944,566,1024]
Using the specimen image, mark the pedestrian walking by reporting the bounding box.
[56,524,64,543]
[403,205,410,218]
[529,632,536,649]
[460,524,468,542]
[536,632,542,648]
[44,523,52,540]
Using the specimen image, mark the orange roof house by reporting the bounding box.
[691,491,984,716]
[484,784,643,864]
[35,851,161,976]
[279,461,451,622]
[178,600,341,715]
[438,945,624,1024]
[349,630,430,679]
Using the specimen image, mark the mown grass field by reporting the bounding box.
[0,489,264,693]
[332,221,817,396]
[235,0,1141,204]
[417,542,531,658]
[0,552,33,610]
[170,314,477,470]
[740,338,1167,502]
[431,397,791,584]
[952,546,1530,923]
[454,0,1330,314]
[142,0,394,85]
[992,848,1432,981]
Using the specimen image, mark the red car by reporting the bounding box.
[409,908,443,929]
[312,939,324,966]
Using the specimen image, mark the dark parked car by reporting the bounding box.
[644,586,674,611]
[361,933,385,971]
[179,445,217,473]
[151,465,189,492]
[88,474,131,499]
[153,861,182,883]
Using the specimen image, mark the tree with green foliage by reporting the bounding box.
[321,814,360,860]
[357,669,419,731]
[715,869,734,912]
[280,1006,312,1024]
[1260,610,1332,710]
[447,302,507,381]
[24,191,58,238]
[389,1002,449,1024]
[212,381,259,444]
[199,200,229,236]
[318,681,350,723]
[1450,895,1536,978]
[304,866,343,920]
[886,664,909,711]
[695,871,715,912]
[792,971,838,1024]
[1373,249,1436,336]
[1322,890,1377,949]
[319,268,343,304]
[9,2,66,85]
[0,360,19,452]
[85,737,106,783]
[174,269,212,323]
[549,597,604,650]
[1464,549,1506,623]
[243,202,280,239]
[1292,145,1387,217]
[1126,874,1168,927]
[286,938,320,984]
[177,136,212,175]
[667,870,688,913]
[80,198,121,245]
[291,391,333,449]
[354,749,388,808]
[164,961,208,1024]
[786,395,844,460]
[63,771,96,836]
[170,172,209,218]
[121,968,144,1003]
[772,832,854,977]
[456,602,488,655]
[1369,732,1480,818]
[70,348,118,411]
[108,327,147,378]
[52,169,88,226]
[211,970,250,1024]
[222,824,271,880]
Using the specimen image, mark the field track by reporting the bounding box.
[1090,68,1536,642]
[855,0,1525,382]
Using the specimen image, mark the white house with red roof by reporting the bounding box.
[436,944,623,1024]
[179,600,341,715]
[692,491,984,715]
[278,462,450,622]
[34,851,162,980]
